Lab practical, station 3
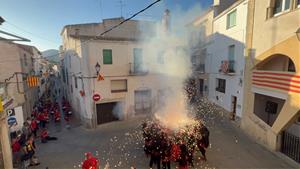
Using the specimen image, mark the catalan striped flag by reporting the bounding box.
[97,74,104,81]
[252,71,300,94]
[26,76,39,87]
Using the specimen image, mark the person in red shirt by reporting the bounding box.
[54,111,61,122]
[82,152,99,169]
[38,112,46,128]
[40,128,57,143]
[11,137,21,167]
[30,118,38,137]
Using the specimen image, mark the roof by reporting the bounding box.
[61,17,156,41]
[17,44,34,55]
[213,0,246,21]
[70,35,141,42]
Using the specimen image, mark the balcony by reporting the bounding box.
[252,70,300,94]
[219,60,235,75]
[129,63,148,75]
[194,63,205,73]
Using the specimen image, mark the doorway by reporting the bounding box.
[199,79,204,96]
[96,102,119,125]
[134,90,151,114]
[231,96,237,120]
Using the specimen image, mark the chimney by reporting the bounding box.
[162,9,170,32]
[213,0,220,6]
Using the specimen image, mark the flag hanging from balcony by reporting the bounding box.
[97,74,104,81]
[27,76,39,87]
[220,60,229,73]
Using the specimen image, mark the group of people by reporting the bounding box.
[10,93,72,168]
[142,120,209,169]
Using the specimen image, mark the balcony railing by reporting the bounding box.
[195,63,205,73]
[219,60,235,74]
[252,70,300,94]
[129,63,148,75]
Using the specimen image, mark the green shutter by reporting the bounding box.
[103,49,112,64]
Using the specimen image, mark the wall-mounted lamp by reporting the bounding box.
[95,62,101,75]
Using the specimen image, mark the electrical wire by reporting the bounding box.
[45,0,162,59]
[4,21,59,45]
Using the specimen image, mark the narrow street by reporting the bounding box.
[30,91,294,169]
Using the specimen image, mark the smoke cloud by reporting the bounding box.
[139,4,203,130]
[113,102,125,120]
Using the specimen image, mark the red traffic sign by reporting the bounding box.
[92,94,101,101]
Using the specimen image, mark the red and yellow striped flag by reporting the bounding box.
[27,76,39,87]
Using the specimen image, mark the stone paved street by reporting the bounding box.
[31,112,296,169]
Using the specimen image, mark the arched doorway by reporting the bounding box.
[256,54,296,72]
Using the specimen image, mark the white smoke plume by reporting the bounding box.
[139,4,204,130]
[113,102,125,120]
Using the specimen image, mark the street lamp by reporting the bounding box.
[95,62,101,75]
[30,69,36,75]
[296,27,300,41]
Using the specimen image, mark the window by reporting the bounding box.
[265,101,278,114]
[133,48,143,72]
[103,49,112,64]
[216,78,226,93]
[273,0,291,16]
[228,45,235,61]
[111,80,127,93]
[288,58,296,72]
[227,10,236,29]
[74,77,78,88]
[298,0,300,7]
[24,54,28,66]
[228,45,235,72]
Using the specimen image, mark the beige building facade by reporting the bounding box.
[0,41,39,130]
[242,0,300,163]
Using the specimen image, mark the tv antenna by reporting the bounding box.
[117,0,126,17]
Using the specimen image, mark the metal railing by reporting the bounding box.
[228,60,235,73]
[281,131,300,163]
[129,63,148,75]
[196,64,205,73]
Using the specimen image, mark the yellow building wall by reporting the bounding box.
[242,0,300,151]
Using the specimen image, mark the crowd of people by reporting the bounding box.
[142,120,209,169]
[10,92,72,168]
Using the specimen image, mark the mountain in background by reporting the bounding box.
[42,49,60,63]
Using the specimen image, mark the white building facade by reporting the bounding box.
[207,0,248,119]
[61,18,169,128]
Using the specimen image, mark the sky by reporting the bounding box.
[0,0,212,51]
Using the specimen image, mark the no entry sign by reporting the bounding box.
[92,93,101,101]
